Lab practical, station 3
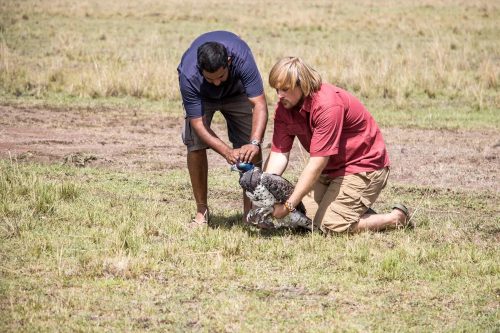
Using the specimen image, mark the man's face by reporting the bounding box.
[276,85,303,109]
[202,66,229,86]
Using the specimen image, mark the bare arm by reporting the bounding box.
[190,116,238,164]
[273,156,329,218]
[237,94,268,163]
[263,151,290,176]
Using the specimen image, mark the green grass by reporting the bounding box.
[1,160,498,332]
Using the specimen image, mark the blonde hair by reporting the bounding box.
[268,57,322,96]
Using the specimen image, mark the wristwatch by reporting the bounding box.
[250,139,261,149]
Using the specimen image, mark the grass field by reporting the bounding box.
[1,160,498,332]
[1,0,499,129]
[1,0,499,332]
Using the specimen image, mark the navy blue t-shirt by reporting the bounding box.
[177,31,264,119]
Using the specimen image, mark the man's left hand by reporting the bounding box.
[272,203,289,219]
[236,143,259,163]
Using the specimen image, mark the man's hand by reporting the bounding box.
[272,203,289,219]
[236,143,260,163]
[190,117,238,164]
[224,148,239,165]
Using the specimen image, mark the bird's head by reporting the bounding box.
[238,166,263,193]
[231,162,255,173]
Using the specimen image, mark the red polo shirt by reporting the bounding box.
[271,83,390,178]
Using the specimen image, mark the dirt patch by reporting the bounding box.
[0,105,498,192]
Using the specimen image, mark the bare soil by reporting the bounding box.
[1,105,498,193]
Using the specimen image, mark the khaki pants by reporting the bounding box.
[303,167,390,234]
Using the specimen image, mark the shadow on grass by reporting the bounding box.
[208,213,313,238]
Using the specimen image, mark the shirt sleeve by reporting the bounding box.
[271,110,295,153]
[235,48,264,98]
[309,105,344,157]
[179,74,203,119]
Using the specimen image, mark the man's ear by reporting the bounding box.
[227,57,232,66]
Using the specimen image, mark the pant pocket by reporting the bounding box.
[181,117,193,146]
[330,186,371,225]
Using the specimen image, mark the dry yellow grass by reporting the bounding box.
[0,0,498,114]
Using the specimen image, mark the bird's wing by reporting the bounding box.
[260,173,295,202]
[295,202,307,215]
[261,173,307,214]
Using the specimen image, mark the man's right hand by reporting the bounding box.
[224,147,239,165]
[190,117,238,164]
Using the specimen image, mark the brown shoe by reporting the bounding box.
[392,203,415,229]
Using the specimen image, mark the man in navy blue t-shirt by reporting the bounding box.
[178,31,268,228]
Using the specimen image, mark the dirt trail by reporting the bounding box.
[0,105,498,192]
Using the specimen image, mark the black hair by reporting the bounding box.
[197,42,229,73]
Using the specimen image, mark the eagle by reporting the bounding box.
[233,163,312,230]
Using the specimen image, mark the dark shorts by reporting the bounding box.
[181,94,253,152]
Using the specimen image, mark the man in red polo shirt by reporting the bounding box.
[265,57,411,233]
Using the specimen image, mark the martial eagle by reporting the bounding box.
[233,163,312,230]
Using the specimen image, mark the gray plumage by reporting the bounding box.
[239,167,312,230]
